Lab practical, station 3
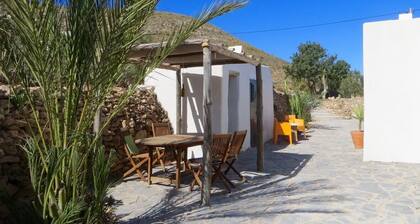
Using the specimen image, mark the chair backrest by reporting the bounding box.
[152,123,171,137]
[227,130,247,158]
[285,115,296,122]
[211,134,232,162]
[124,135,141,154]
[279,122,292,135]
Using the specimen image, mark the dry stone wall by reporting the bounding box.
[273,90,290,121]
[322,97,363,119]
[0,85,171,221]
[102,86,172,171]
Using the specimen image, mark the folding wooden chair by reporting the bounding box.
[122,134,151,181]
[224,130,247,181]
[151,123,172,171]
[189,134,233,192]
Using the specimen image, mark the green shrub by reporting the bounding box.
[9,88,27,108]
[339,74,363,98]
[289,91,319,122]
[1,0,245,221]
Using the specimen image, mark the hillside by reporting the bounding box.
[145,12,288,91]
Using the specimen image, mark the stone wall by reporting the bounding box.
[322,96,364,119]
[273,90,290,121]
[102,86,171,172]
[0,85,171,221]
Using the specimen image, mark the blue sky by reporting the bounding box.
[157,0,420,72]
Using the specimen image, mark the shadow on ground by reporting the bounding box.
[119,142,347,223]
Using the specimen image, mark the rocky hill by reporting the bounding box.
[145,12,288,90]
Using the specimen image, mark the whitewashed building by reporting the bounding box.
[144,64,274,158]
[363,10,420,163]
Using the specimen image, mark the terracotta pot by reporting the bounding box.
[351,130,364,149]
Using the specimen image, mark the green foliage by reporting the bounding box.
[284,42,327,93]
[327,60,351,95]
[339,72,363,98]
[0,0,245,222]
[285,42,352,97]
[9,88,27,108]
[289,91,319,122]
[352,104,364,130]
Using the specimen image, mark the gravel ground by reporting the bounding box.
[110,108,420,224]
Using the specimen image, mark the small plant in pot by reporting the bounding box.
[351,104,364,149]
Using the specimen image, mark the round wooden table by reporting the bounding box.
[136,134,204,188]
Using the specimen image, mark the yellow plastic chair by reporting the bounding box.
[273,119,297,145]
[285,115,306,138]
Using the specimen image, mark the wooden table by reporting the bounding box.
[135,134,204,188]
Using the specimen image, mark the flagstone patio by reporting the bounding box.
[110,108,420,223]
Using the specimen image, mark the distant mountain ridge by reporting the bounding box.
[145,12,288,90]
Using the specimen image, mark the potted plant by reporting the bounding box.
[351,104,364,149]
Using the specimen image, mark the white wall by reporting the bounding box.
[143,68,177,130]
[223,64,274,147]
[144,64,274,159]
[363,15,420,163]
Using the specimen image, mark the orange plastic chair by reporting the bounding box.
[273,119,297,145]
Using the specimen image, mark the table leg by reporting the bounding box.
[175,148,182,189]
[183,147,189,171]
[148,147,153,185]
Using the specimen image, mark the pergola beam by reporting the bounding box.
[128,39,261,68]
[210,44,260,66]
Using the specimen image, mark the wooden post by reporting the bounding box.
[201,40,212,206]
[176,69,182,134]
[256,64,264,172]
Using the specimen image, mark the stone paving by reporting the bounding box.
[110,108,420,223]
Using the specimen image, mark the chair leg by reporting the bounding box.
[224,160,234,175]
[221,172,235,188]
[289,134,293,145]
[214,170,231,193]
[213,165,231,193]
[124,157,148,181]
[230,165,245,181]
[155,148,166,172]
[190,167,202,191]
[224,160,245,182]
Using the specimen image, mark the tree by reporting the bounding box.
[327,59,351,97]
[284,42,327,94]
[0,0,245,222]
[339,71,363,97]
[285,42,352,98]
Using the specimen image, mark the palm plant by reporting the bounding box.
[289,91,318,122]
[0,0,246,223]
[352,104,364,131]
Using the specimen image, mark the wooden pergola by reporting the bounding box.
[128,39,265,205]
